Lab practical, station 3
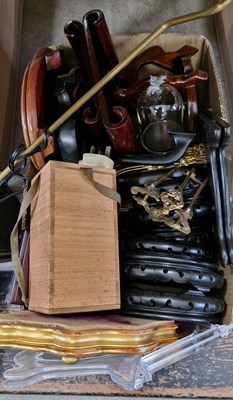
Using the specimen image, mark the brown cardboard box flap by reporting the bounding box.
[0,0,23,169]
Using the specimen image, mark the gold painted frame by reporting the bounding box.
[0,312,177,363]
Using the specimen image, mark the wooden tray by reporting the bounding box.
[0,311,177,361]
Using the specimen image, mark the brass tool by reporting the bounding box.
[0,0,232,183]
[131,168,209,234]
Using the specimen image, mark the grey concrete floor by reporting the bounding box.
[5,0,230,398]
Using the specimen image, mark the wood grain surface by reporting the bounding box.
[29,161,120,314]
[0,334,233,397]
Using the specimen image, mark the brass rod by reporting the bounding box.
[0,0,232,182]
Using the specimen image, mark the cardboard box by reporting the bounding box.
[28,33,233,322]
[215,1,233,124]
[29,161,120,314]
[0,31,232,333]
[0,0,23,170]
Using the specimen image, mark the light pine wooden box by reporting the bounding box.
[29,160,120,314]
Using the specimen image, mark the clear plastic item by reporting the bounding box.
[141,323,233,379]
[3,351,149,391]
[137,75,184,153]
[3,324,233,391]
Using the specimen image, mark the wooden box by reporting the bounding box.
[29,160,120,314]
